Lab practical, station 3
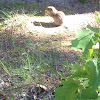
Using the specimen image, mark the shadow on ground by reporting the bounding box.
[33,21,57,28]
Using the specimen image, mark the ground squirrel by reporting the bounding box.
[45,6,65,26]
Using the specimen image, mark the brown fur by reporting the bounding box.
[45,6,65,26]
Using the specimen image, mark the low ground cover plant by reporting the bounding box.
[54,12,100,100]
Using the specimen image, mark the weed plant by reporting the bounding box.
[54,11,100,100]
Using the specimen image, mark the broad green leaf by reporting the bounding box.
[82,79,89,88]
[72,62,82,71]
[84,33,99,59]
[92,49,99,58]
[71,28,93,51]
[86,59,97,86]
[87,25,99,33]
[95,96,100,100]
[71,25,99,58]
[72,63,87,77]
[87,48,93,58]
[83,39,94,58]
[77,88,98,99]
[86,59,100,91]
[92,59,100,91]
[55,78,79,100]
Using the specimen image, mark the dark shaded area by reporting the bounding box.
[0,0,99,21]
[0,29,79,66]
[34,0,100,14]
[33,21,57,28]
[0,2,46,23]
[0,27,79,99]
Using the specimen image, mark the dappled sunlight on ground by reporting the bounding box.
[0,14,83,68]
[2,14,76,52]
[2,13,97,53]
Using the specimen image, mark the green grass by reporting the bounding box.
[0,34,69,87]
[0,2,46,19]
[0,2,70,99]
[0,33,68,84]
[79,0,87,3]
